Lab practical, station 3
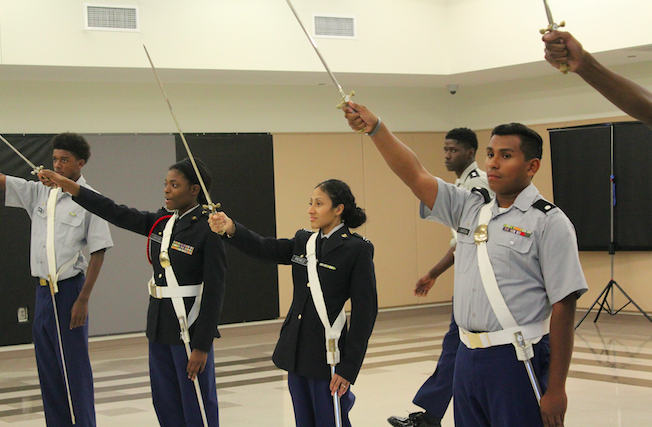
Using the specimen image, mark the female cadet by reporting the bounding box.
[40,159,226,427]
[208,179,378,427]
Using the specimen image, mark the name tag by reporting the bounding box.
[457,227,470,236]
[171,240,194,255]
[291,255,308,266]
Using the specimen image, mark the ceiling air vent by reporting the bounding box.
[313,15,356,39]
[85,4,139,32]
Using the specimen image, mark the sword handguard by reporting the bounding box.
[31,165,44,176]
[202,202,225,235]
[336,90,356,110]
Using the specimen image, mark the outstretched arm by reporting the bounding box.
[343,102,439,210]
[38,170,81,196]
[543,30,652,127]
[0,172,6,191]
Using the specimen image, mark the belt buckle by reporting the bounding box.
[149,281,162,299]
[39,278,48,287]
[467,332,488,349]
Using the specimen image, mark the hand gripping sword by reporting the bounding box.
[539,0,570,74]
[143,45,223,229]
[0,134,44,175]
[284,0,356,110]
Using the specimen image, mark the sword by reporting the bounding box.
[285,0,355,110]
[0,134,44,175]
[179,317,210,427]
[515,331,543,405]
[539,0,570,74]
[48,278,77,424]
[143,45,223,223]
[328,339,343,427]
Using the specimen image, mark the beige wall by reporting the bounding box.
[271,114,652,316]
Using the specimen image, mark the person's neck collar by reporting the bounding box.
[457,161,478,180]
[177,204,200,219]
[320,222,345,239]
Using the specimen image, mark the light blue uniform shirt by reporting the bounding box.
[421,178,588,332]
[5,175,113,280]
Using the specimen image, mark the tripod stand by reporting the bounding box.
[575,124,652,329]
[575,245,652,329]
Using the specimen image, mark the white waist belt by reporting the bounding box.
[459,318,550,349]
[148,279,203,299]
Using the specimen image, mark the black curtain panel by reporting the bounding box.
[175,133,279,324]
[549,122,652,251]
[0,134,55,345]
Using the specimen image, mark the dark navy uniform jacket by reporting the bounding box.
[227,222,377,384]
[74,186,227,353]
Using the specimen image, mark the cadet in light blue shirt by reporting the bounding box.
[1,133,113,427]
[343,103,587,427]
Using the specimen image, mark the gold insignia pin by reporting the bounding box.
[192,216,197,220]
[159,251,171,268]
[342,234,347,238]
[474,224,488,244]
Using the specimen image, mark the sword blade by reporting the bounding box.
[543,0,555,26]
[49,287,77,424]
[330,365,343,427]
[0,134,42,174]
[285,0,347,100]
[143,45,217,211]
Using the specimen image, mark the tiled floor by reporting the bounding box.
[1,304,652,426]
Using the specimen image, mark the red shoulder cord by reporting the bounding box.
[147,215,173,264]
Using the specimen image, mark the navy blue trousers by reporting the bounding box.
[412,310,458,419]
[149,341,219,427]
[288,372,355,427]
[33,274,96,427]
[453,336,550,427]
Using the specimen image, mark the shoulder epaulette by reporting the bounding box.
[468,169,480,179]
[532,199,557,214]
[351,232,371,243]
[471,187,491,204]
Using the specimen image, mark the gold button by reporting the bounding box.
[307,282,310,287]
[298,314,302,319]
[158,274,163,279]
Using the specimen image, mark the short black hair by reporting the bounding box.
[445,127,478,151]
[169,158,212,205]
[491,123,543,160]
[51,133,91,162]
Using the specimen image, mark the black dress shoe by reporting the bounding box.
[387,411,441,427]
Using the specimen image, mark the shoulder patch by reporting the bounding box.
[468,169,480,179]
[532,199,557,214]
[471,187,491,204]
[351,232,371,243]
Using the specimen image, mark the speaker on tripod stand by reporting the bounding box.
[549,122,652,328]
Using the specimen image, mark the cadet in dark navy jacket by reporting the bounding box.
[41,159,226,427]
[209,179,377,427]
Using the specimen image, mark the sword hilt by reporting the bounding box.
[540,21,570,74]
[337,91,365,134]
[31,165,44,176]
[203,202,225,235]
